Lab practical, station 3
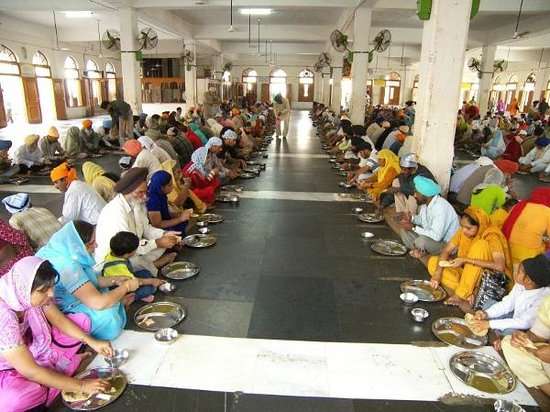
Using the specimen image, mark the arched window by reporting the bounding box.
[385,72,401,81]
[0,44,20,75]
[105,62,116,77]
[32,51,51,77]
[298,69,313,101]
[105,62,117,101]
[64,56,82,107]
[85,59,101,79]
[522,72,537,110]
[270,68,287,100]
[242,68,257,92]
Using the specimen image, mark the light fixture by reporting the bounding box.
[239,8,272,16]
[63,11,95,18]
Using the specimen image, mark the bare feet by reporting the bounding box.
[409,248,425,259]
[140,295,155,303]
[154,252,177,269]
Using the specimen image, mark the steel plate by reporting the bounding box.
[196,213,224,224]
[432,317,488,349]
[134,301,186,332]
[357,213,384,223]
[221,185,243,192]
[216,194,240,203]
[400,279,447,302]
[239,172,256,179]
[370,239,407,256]
[449,351,516,394]
[183,234,217,248]
[62,368,127,410]
[161,261,200,280]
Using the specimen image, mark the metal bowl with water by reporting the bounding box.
[400,292,419,305]
[154,328,179,344]
[411,307,429,322]
[159,282,176,293]
[104,349,129,368]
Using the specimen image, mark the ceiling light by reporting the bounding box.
[63,11,95,18]
[239,8,272,16]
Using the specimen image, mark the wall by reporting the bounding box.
[0,13,121,120]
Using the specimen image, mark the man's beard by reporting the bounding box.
[127,196,146,207]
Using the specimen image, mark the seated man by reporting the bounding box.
[97,119,120,149]
[399,176,459,256]
[38,126,65,165]
[502,261,550,396]
[347,138,376,185]
[0,140,19,184]
[380,153,435,217]
[518,137,550,177]
[50,162,106,224]
[80,119,102,155]
[3,192,61,249]
[13,134,45,174]
[122,139,161,180]
[95,167,180,275]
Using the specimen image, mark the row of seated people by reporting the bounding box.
[0,102,276,411]
[311,101,550,399]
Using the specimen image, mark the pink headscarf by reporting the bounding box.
[0,256,54,370]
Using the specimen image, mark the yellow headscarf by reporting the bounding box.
[376,149,401,183]
[161,160,206,214]
[24,134,39,146]
[82,161,105,185]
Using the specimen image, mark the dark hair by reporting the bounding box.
[176,107,182,111]
[100,101,110,110]
[110,231,139,257]
[461,212,479,227]
[152,114,161,121]
[32,261,59,292]
[74,220,95,244]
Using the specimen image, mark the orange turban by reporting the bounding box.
[123,139,143,158]
[50,162,78,185]
[494,159,519,175]
[82,119,93,129]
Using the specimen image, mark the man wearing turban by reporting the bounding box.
[38,126,65,165]
[13,134,45,174]
[80,119,102,155]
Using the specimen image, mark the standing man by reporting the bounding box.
[203,86,221,119]
[101,98,133,145]
[273,93,291,139]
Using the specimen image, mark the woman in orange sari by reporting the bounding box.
[428,206,512,307]
[358,149,401,201]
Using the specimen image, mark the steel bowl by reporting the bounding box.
[352,207,364,214]
[494,400,526,412]
[154,328,179,344]
[104,349,129,368]
[411,307,429,322]
[196,220,208,228]
[400,292,419,305]
[159,282,176,293]
[361,231,374,239]
[198,226,211,234]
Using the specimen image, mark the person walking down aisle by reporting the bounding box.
[273,94,290,139]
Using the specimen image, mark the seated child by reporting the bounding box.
[102,231,164,303]
[470,254,550,348]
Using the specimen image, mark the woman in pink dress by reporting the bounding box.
[0,256,113,412]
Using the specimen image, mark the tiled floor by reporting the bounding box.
[5,110,542,411]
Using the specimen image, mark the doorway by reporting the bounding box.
[0,75,26,124]
[36,77,55,123]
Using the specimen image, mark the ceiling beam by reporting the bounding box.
[372,0,550,12]
[132,0,357,8]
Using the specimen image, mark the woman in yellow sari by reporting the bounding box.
[358,149,401,201]
[428,206,512,306]
[160,159,207,214]
[82,161,116,202]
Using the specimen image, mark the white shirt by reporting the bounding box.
[94,193,165,263]
[13,145,43,167]
[412,195,459,242]
[449,163,479,193]
[487,284,550,331]
[133,150,162,180]
[519,146,550,166]
[61,180,106,225]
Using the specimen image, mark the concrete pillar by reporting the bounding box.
[534,69,550,102]
[349,8,372,124]
[314,71,322,102]
[119,7,142,113]
[412,0,472,192]
[323,74,331,106]
[184,40,197,106]
[331,65,343,114]
[478,45,496,115]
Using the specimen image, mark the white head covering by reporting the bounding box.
[400,153,418,168]
[474,156,494,167]
[119,156,133,170]
[188,147,208,174]
[138,135,155,150]
[206,137,223,149]
[2,193,30,214]
[221,129,238,141]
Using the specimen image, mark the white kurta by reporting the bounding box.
[61,180,106,225]
[94,193,165,275]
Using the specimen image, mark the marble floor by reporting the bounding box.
[2,110,544,411]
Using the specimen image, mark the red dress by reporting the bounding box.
[182,162,220,204]
[186,130,203,150]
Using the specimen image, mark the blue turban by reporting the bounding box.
[102,119,113,129]
[536,137,550,147]
[413,176,441,197]
[0,140,12,150]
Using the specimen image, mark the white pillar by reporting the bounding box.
[478,45,496,115]
[331,65,343,113]
[184,40,197,106]
[119,7,142,113]
[413,0,472,192]
[534,69,550,102]
[349,8,372,124]
[314,72,322,102]
[323,74,331,106]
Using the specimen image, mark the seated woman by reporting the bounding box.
[470,184,508,227]
[428,206,511,309]
[182,147,221,206]
[37,221,139,340]
[189,122,208,145]
[147,170,193,233]
[161,160,206,214]
[63,126,86,160]
[82,161,118,202]
[205,137,237,184]
[0,219,33,275]
[502,187,550,269]
[0,256,113,412]
[480,127,505,159]
[358,149,401,201]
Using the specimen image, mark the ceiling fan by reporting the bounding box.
[512,0,529,39]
